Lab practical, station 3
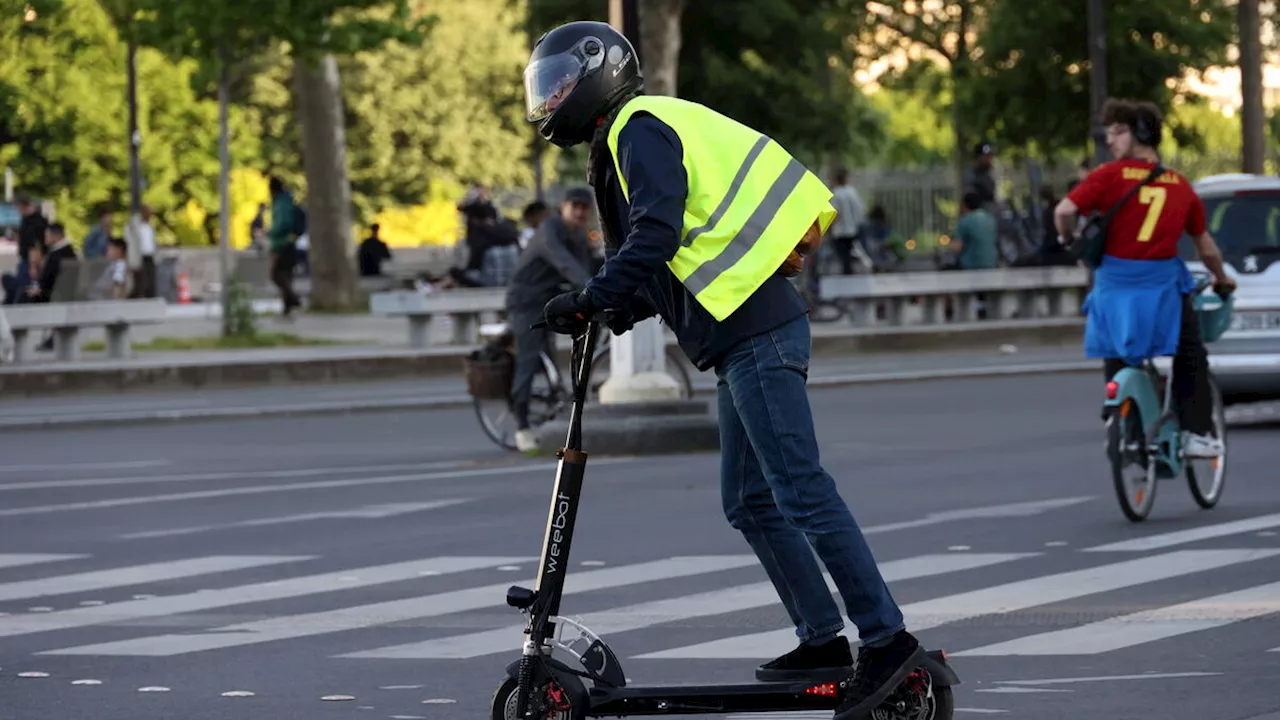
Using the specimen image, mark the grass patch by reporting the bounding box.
[82,333,342,352]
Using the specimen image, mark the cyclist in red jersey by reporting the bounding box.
[1053,98,1236,458]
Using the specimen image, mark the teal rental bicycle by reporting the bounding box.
[1103,271,1235,522]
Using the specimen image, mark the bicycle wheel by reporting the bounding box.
[1185,376,1227,509]
[1107,398,1158,522]
[473,352,565,451]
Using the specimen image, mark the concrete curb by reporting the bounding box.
[0,360,1098,432]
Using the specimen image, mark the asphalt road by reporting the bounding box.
[1,373,1279,720]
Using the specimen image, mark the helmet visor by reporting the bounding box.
[524,52,589,122]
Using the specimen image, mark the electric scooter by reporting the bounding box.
[489,315,960,720]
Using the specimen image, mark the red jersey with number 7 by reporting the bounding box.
[1066,158,1206,261]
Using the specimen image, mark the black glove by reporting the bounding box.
[604,294,658,336]
[604,309,636,336]
[543,289,595,335]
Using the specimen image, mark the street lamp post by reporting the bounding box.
[1087,0,1109,167]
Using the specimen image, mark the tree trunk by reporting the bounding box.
[291,53,360,311]
[637,0,686,97]
[1239,0,1265,173]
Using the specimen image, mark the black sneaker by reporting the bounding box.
[756,636,853,682]
[833,630,925,720]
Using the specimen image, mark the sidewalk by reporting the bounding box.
[0,346,1098,429]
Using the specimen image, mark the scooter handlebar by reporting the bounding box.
[529,308,621,331]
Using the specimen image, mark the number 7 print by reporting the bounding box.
[1136,186,1167,242]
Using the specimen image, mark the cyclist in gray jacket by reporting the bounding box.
[504,186,599,452]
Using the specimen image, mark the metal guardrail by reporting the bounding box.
[370,267,1091,348]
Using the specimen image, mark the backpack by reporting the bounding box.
[292,203,307,236]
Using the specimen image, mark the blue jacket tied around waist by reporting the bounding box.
[1083,255,1195,366]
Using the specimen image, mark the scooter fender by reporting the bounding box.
[1106,366,1159,434]
[921,650,960,688]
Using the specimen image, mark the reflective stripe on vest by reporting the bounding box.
[606,95,836,321]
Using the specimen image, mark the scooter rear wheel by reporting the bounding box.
[870,667,954,720]
[491,676,582,720]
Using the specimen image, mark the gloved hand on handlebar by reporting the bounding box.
[543,289,597,335]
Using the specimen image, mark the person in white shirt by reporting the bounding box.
[828,168,867,275]
[128,205,157,298]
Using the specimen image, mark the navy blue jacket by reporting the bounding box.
[583,113,807,372]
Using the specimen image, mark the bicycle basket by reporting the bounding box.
[463,346,514,400]
[1194,293,1235,344]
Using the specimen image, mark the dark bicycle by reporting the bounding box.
[466,320,695,451]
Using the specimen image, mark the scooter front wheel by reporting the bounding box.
[491,676,582,720]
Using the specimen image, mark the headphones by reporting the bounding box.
[1133,109,1161,148]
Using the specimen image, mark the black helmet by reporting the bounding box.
[523,20,644,148]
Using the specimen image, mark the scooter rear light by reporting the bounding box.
[1106,381,1118,400]
[804,683,838,696]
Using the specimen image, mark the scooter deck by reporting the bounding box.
[585,678,842,716]
[577,650,953,716]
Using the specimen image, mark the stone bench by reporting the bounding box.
[819,267,1091,326]
[369,289,507,347]
[1,299,168,363]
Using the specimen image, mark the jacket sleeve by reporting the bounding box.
[583,115,688,310]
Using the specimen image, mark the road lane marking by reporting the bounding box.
[0,556,311,602]
[0,461,630,516]
[118,500,471,539]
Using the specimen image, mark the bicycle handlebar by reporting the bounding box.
[1192,272,1235,299]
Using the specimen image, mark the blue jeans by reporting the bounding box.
[715,314,904,648]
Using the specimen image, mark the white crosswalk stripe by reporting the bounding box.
[0,556,525,639]
[1,537,1279,664]
[38,555,759,656]
[633,549,1280,659]
[1085,513,1280,552]
[341,553,1036,660]
[0,554,87,570]
[953,580,1280,656]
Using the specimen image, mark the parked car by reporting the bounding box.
[1176,173,1280,405]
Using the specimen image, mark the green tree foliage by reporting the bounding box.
[969,0,1235,158]
[250,0,539,222]
[528,0,884,169]
[0,0,258,243]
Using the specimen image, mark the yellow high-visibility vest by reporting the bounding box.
[606,95,836,321]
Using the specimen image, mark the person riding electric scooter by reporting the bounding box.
[527,20,926,720]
